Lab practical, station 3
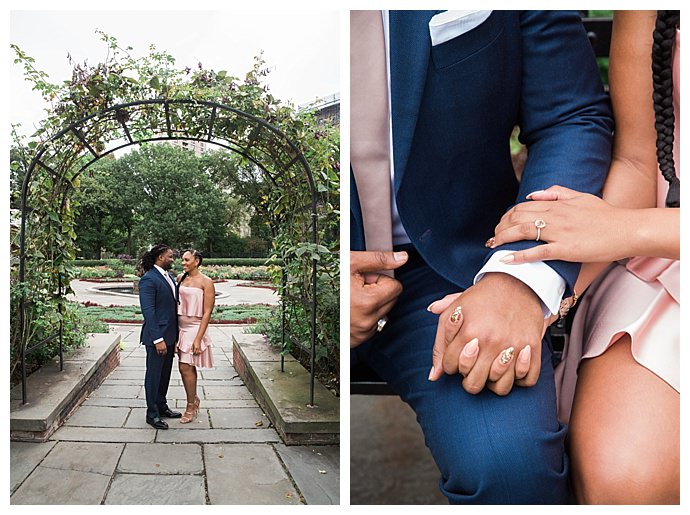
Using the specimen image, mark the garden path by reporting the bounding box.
[10,324,339,505]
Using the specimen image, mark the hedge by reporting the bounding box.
[72,257,281,267]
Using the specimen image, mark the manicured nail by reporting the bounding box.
[463,338,479,357]
[428,366,435,381]
[485,237,496,248]
[518,345,531,363]
[526,190,544,199]
[499,254,515,264]
[426,301,437,312]
[394,251,408,262]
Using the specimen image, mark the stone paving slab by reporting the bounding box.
[83,397,147,408]
[101,379,143,386]
[157,385,188,400]
[63,405,130,428]
[107,369,148,380]
[40,441,124,475]
[209,408,270,429]
[89,384,142,399]
[200,368,242,380]
[275,444,340,505]
[124,407,211,429]
[173,399,259,409]
[203,385,255,400]
[51,426,155,443]
[204,444,300,504]
[117,443,203,474]
[117,359,146,368]
[155,428,280,444]
[11,466,111,504]
[105,474,206,505]
[10,441,56,493]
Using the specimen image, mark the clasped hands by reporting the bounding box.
[351,249,547,395]
[428,272,546,396]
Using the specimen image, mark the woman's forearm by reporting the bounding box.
[195,311,212,343]
[627,207,680,260]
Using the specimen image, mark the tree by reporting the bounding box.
[11,33,340,384]
[118,144,231,253]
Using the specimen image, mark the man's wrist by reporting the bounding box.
[475,251,566,317]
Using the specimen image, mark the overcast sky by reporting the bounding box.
[9,9,340,138]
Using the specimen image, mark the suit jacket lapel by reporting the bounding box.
[152,268,176,300]
[389,10,436,191]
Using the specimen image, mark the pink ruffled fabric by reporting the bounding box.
[555,29,680,424]
[176,286,213,369]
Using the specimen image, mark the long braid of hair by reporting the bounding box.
[652,10,680,207]
[137,244,171,275]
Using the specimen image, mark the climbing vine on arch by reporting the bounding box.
[10,32,339,382]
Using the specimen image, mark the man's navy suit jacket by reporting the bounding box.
[350,10,614,295]
[139,268,179,346]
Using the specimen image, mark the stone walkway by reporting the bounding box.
[10,325,339,505]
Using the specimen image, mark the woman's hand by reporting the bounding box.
[192,340,202,355]
[427,289,534,393]
[490,185,637,264]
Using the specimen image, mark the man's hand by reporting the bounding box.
[429,273,544,395]
[350,251,408,347]
[155,341,168,356]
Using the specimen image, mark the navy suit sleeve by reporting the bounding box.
[491,10,614,294]
[139,274,163,343]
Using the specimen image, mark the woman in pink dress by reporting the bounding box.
[175,249,215,424]
[490,10,679,504]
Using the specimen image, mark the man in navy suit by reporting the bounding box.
[138,244,182,429]
[350,11,614,503]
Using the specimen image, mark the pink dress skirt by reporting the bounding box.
[177,285,214,369]
[555,29,680,424]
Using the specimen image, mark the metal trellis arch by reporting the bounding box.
[18,99,320,406]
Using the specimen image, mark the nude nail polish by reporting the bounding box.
[499,254,515,264]
[463,338,479,357]
[526,190,544,199]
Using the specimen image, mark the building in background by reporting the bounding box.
[299,92,340,125]
[169,139,208,156]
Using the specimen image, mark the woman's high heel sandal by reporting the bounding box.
[180,402,197,424]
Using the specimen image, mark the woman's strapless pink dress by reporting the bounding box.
[177,285,214,369]
[555,29,680,424]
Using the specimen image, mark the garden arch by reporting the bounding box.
[18,99,320,405]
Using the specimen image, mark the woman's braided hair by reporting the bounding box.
[652,10,680,207]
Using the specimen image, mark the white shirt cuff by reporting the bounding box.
[474,250,566,318]
[153,337,164,344]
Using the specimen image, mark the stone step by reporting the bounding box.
[10,332,121,441]
[232,334,339,445]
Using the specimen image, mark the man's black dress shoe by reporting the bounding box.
[159,407,182,418]
[146,417,169,430]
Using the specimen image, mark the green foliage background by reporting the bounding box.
[10,32,339,384]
